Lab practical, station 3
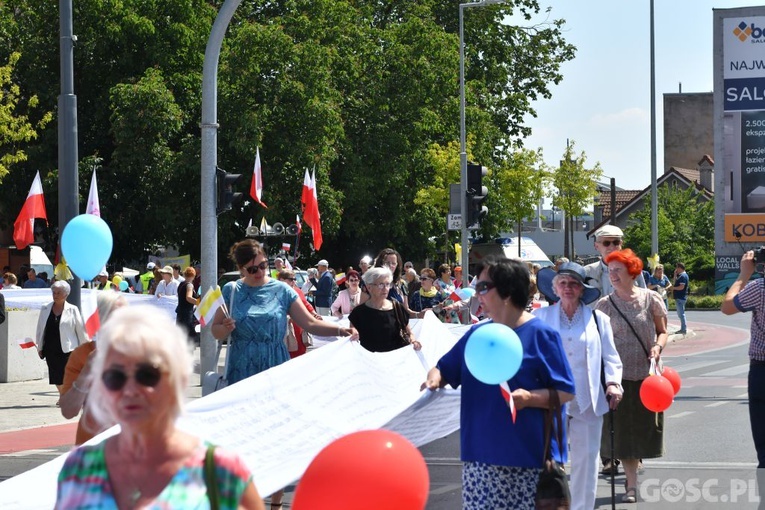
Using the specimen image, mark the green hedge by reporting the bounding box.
[667,294,723,310]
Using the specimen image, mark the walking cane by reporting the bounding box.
[609,407,616,510]
[607,395,616,510]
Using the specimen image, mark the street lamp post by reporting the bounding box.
[459,0,505,287]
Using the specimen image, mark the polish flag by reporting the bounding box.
[250,147,267,208]
[301,168,322,250]
[82,290,101,338]
[13,171,48,250]
[449,290,462,302]
[335,273,346,286]
[499,381,517,423]
[296,214,302,235]
[282,242,291,252]
[17,338,36,350]
[86,169,100,216]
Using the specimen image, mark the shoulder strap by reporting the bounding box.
[541,389,565,464]
[593,310,607,394]
[204,445,219,510]
[607,296,650,357]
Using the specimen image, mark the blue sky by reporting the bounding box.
[516,1,765,191]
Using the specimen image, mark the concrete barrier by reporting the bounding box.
[0,310,45,382]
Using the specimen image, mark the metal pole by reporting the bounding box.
[59,0,81,307]
[201,0,243,390]
[650,0,658,255]
[459,3,469,287]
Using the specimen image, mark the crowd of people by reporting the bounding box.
[1,226,704,508]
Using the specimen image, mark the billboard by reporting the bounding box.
[715,7,765,290]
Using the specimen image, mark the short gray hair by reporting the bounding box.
[86,305,192,428]
[362,266,392,287]
[51,280,71,296]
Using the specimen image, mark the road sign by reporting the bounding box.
[447,214,462,231]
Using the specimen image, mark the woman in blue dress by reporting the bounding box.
[211,239,353,509]
[212,239,353,385]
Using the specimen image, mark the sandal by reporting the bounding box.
[622,487,637,503]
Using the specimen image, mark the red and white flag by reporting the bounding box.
[250,147,267,208]
[17,338,36,350]
[295,214,302,235]
[499,381,517,423]
[335,272,347,286]
[82,290,101,338]
[13,171,48,250]
[301,168,323,250]
[86,169,100,216]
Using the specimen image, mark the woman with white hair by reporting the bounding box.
[349,267,421,352]
[56,305,265,509]
[35,280,89,399]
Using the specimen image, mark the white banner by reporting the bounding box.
[0,288,178,318]
[0,313,464,509]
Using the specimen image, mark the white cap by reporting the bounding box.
[147,262,156,270]
[98,270,108,277]
[593,225,623,239]
[317,259,329,267]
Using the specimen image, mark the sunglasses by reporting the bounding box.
[419,276,432,281]
[474,280,496,295]
[348,278,360,283]
[281,277,296,281]
[245,261,269,274]
[599,239,622,248]
[101,363,162,392]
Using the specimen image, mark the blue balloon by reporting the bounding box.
[459,287,476,300]
[464,323,523,385]
[61,214,113,281]
[119,280,129,291]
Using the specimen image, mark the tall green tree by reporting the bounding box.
[0,0,576,268]
[549,141,602,258]
[488,147,548,250]
[0,52,52,184]
[623,184,714,277]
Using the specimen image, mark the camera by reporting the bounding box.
[756,247,765,264]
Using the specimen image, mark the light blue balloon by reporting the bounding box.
[119,280,129,291]
[459,287,476,300]
[61,214,113,282]
[464,323,523,385]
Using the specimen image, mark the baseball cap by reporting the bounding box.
[159,265,173,274]
[594,225,623,239]
[98,270,108,277]
[147,262,156,270]
[317,259,329,267]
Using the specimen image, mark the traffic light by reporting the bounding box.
[466,163,488,227]
[216,167,243,215]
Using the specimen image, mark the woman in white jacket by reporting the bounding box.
[36,280,89,399]
[534,262,623,510]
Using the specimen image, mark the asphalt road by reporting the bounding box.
[1,310,758,509]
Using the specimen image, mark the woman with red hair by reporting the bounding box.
[595,249,668,503]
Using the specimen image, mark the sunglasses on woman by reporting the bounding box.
[419,276,432,281]
[102,363,163,392]
[348,278,359,283]
[245,261,269,274]
[474,280,496,295]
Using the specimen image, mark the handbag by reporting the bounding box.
[535,389,571,510]
[202,282,237,395]
[392,300,412,347]
[284,319,299,352]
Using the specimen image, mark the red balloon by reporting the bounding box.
[661,366,682,395]
[292,430,429,510]
[640,375,675,412]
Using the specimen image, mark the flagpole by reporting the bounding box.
[293,215,301,265]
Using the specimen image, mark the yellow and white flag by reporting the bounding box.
[194,286,226,327]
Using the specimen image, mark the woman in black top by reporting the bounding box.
[349,267,421,353]
[176,266,199,340]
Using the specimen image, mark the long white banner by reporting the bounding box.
[0,313,466,509]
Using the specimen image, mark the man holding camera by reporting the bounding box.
[721,250,765,468]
